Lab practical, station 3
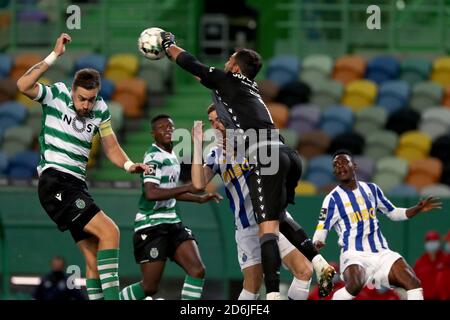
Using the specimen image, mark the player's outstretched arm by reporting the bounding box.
[145,182,199,201]
[405,196,443,219]
[17,33,71,99]
[100,130,149,174]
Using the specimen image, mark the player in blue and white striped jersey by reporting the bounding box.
[190,105,335,299]
[313,149,442,300]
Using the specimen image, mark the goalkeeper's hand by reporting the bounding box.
[160,31,176,52]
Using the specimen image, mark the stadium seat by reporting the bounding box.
[363,130,398,160]
[430,134,450,163]
[287,104,321,136]
[377,80,410,114]
[44,55,74,83]
[420,184,450,198]
[108,101,124,132]
[0,78,18,103]
[341,80,377,112]
[10,53,42,80]
[431,57,450,87]
[0,54,12,77]
[87,133,100,168]
[74,54,107,74]
[257,79,280,103]
[99,78,115,100]
[442,86,450,108]
[0,150,8,173]
[275,81,311,107]
[139,58,172,94]
[0,101,27,124]
[410,81,443,113]
[388,184,419,197]
[297,130,331,160]
[400,58,432,86]
[310,79,343,110]
[365,55,400,85]
[25,105,42,137]
[406,158,443,190]
[319,105,354,138]
[353,155,375,181]
[441,163,450,187]
[333,55,366,85]
[354,107,387,138]
[1,126,34,156]
[418,107,450,140]
[295,181,317,195]
[300,54,333,85]
[104,68,133,83]
[374,156,409,193]
[114,78,147,106]
[305,155,335,188]
[385,108,420,135]
[6,150,39,179]
[266,55,301,87]
[279,128,299,149]
[267,102,289,128]
[396,131,431,162]
[106,53,139,76]
[328,132,365,155]
[112,92,142,118]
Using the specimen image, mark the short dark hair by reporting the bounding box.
[73,68,101,90]
[206,104,216,114]
[151,114,171,129]
[332,149,353,160]
[234,48,262,80]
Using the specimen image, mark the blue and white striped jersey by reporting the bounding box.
[315,182,397,253]
[205,147,257,230]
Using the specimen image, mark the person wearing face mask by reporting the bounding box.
[436,231,450,300]
[413,231,445,300]
[33,256,85,300]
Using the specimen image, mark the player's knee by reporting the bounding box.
[188,264,206,279]
[406,275,421,290]
[292,263,313,281]
[99,221,120,242]
[142,281,158,296]
[346,277,364,296]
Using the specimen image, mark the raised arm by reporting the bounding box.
[101,129,149,174]
[17,33,71,99]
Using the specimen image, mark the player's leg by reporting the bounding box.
[83,211,120,300]
[388,257,423,300]
[240,265,263,300]
[170,223,205,300]
[332,264,366,300]
[77,235,104,300]
[121,227,168,300]
[280,235,313,300]
[282,148,336,296]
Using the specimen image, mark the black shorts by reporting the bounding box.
[133,222,197,264]
[38,168,100,243]
[247,144,302,223]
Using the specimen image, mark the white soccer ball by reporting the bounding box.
[138,27,165,60]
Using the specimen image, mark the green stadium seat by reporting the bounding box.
[400,58,431,86]
[279,128,299,149]
[363,130,398,160]
[310,79,344,110]
[376,156,409,179]
[1,125,33,156]
[410,81,443,113]
[418,107,450,140]
[354,106,387,138]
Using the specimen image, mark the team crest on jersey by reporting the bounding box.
[319,208,327,221]
[242,253,247,263]
[150,247,159,259]
[72,116,87,133]
[147,164,157,176]
[75,198,85,209]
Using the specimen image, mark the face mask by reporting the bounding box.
[445,242,450,253]
[425,240,440,253]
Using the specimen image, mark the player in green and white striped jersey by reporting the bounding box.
[120,114,222,300]
[16,33,150,300]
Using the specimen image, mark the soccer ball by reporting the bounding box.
[138,27,165,60]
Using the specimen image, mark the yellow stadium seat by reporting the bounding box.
[105,68,133,84]
[398,130,431,154]
[87,133,100,168]
[431,57,450,87]
[107,54,139,75]
[342,80,377,112]
[396,147,427,162]
[267,102,289,128]
[295,181,317,195]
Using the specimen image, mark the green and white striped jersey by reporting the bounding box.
[135,143,181,232]
[34,82,110,181]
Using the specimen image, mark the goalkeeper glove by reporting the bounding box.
[160,31,176,51]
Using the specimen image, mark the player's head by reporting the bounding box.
[151,114,174,145]
[72,68,101,117]
[51,256,66,272]
[332,149,357,183]
[224,48,262,80]
[207,104,225,134]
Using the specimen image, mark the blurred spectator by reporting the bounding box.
[436,231,450,300]
[413,231,445,300]
[33,256,85,300]
[309,262,344,300]
[355,286,400,300]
